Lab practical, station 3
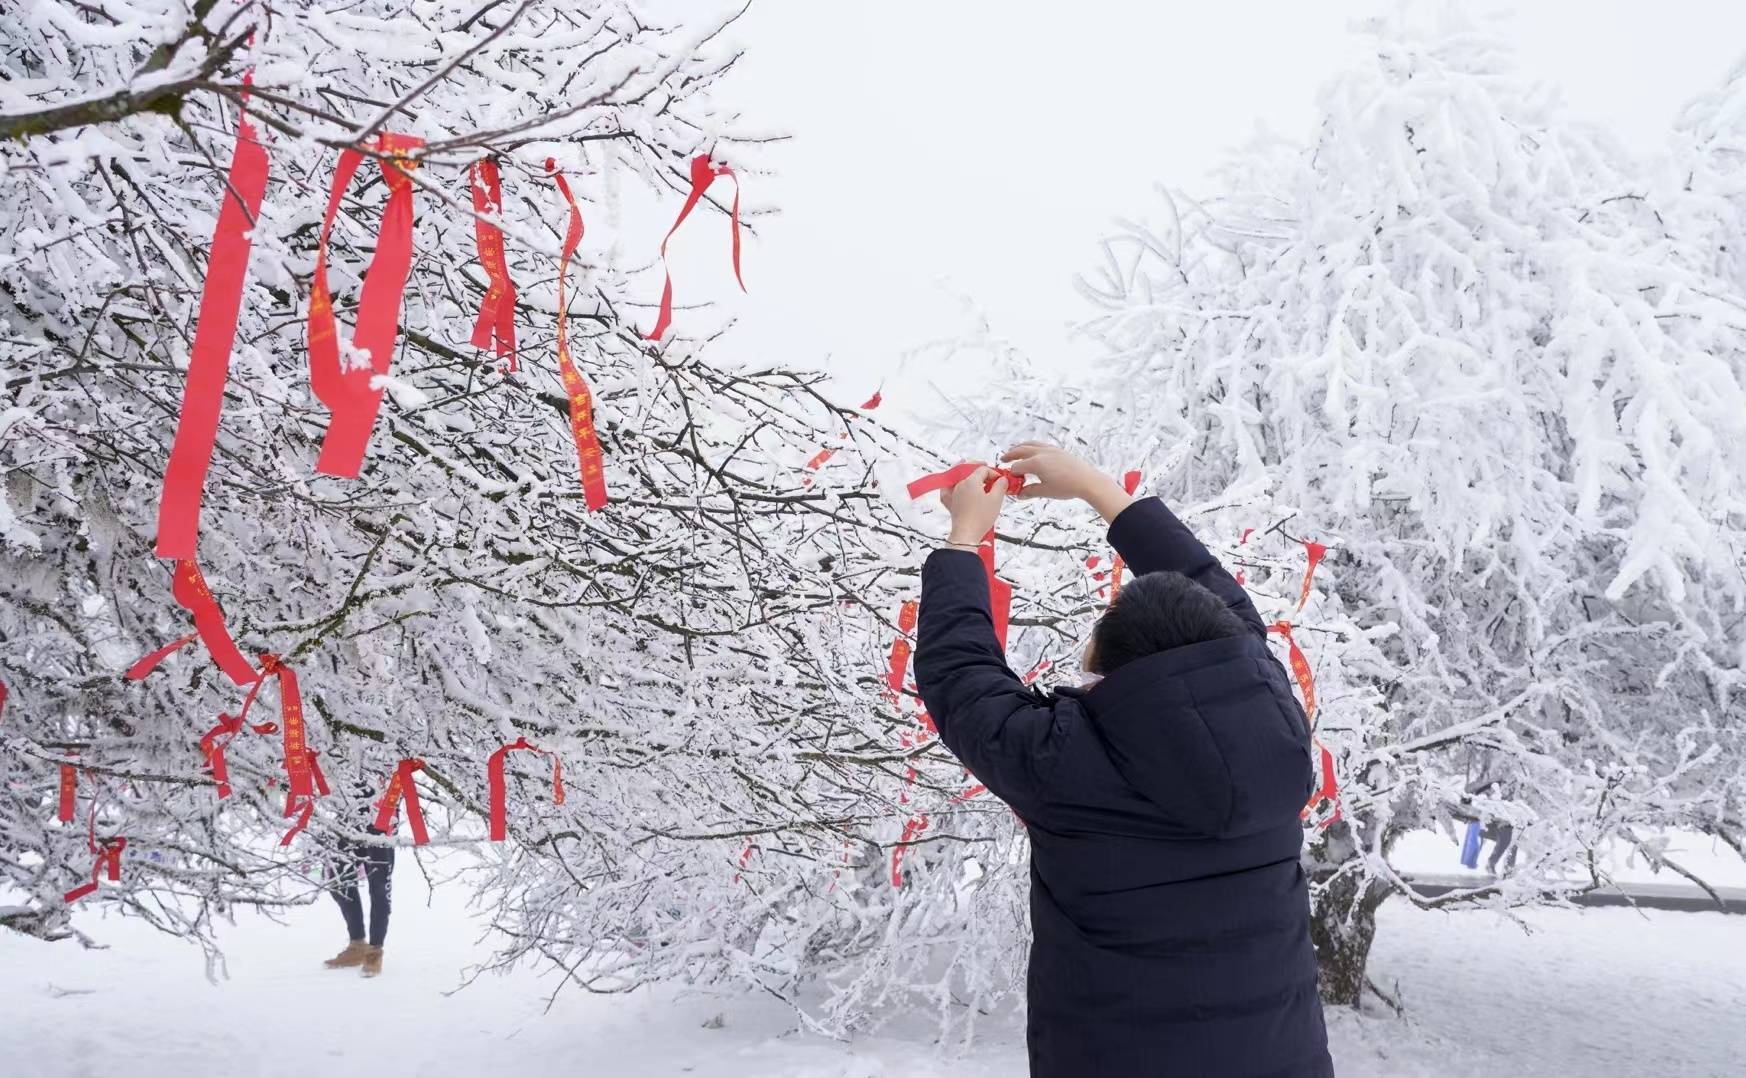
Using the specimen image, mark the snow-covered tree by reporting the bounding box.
[936,19,1746,1006]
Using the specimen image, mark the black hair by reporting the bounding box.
[1086,570,1247,675]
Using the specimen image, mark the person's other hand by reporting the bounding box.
[1002,442,1136,522]
[941,465,1009,545]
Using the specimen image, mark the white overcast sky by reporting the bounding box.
[639,1,1746,411]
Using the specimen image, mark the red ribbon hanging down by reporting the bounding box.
[486,737,565,842]
[224,652,319,842]
[198,712,277,800]
[1108,470,1145,600]
[1296,540,1328,611]
[0,679,7,719]
[63,807,126,904]
[908,462,1023,650]
[469,157,518,371]
[883,600,919,705]
[1235,527,1255,587]
[547,160,610,511]
[645,152,744,341]
[1268,621,1341,826]
[57,762,77,823]
[125,560,259,687]
[732,841,756,885]
[308,133,424,479]
[374,758,430,846]
[890,812,929,887]
[154,108,272,560]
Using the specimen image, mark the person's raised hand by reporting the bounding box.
[941,465,1009,546]
[1001,442,1136,522]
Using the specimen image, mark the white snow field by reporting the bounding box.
[3,844,1743,1078]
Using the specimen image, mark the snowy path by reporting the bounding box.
[3,857,1743,1078]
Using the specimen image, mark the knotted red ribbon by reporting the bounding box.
[469,157,518,371]
[308,133,423,478]
[905,462,1024,501]
[154,109,271,560]
[645,152,744,341]
[1108,470,1144,599]
[547,159,610,511]
[125,560,258,687]
[890,812,928,887]
[487,737,564,842]
[883,600,919,705]
[374,758,430,846]
[63,807,125,904]
[198,712,276,800]
[57,762,77,823]
[1297,540,1328,611]
[227,653,320,840]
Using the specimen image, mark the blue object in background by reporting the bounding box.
[1460,820,1483,868]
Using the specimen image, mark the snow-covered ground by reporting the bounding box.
[4,837,1743,1078]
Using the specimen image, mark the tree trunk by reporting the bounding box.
[1307,822,1389,1007]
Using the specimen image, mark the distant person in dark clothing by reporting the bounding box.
[324,787,394,978]
[915,444,1333,1078]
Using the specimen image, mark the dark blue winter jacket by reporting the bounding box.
[915,497,1334,1077]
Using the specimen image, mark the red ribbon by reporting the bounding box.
[57,762,76,823]
[884,600,918,705]
[374,758,430,846]
[978,528,1014,651]
[1305,740,1342,828]
[1268,622,1317,722]
[198,711,277,799]
[1297,540,1328,611]
[63,807,125,904]
[308,133,424,479]
[0,679,7,719]
[906,461,1024,501]
[548,160,610,511]
[230,653,317,834]
[645,153,744,341]
[154,110,271,560]
[126,561,258,687]
[487,737,564,842]
[280,747,329,846]
[890,812,928,887]
[468,157,518,371]
[732,841,756,884]
[1108,469,1145,599]
[861,390,882,410]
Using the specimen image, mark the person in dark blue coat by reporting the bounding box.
[915,443,1334,1078]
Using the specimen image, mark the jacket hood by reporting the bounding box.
[1077,633,1315,839]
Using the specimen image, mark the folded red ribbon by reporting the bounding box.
[883,600,919,705]
[487,737,564,842]
[469,157,518,371]
[645,152,744,341]
[890,812,928,888]
[63,807,125,904]
[547,160,610,511]
[906,462,1024,501]
[57,762,76,823]
[154,110,271,560]
[126,561,258,687]
[308,133,424,478]
[374,758,430,846]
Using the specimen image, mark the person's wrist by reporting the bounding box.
[1084,475,1136,523]
[946,525,986,547]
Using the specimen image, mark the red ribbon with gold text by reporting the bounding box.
[1296,540,1327,611]
[487,737,564,842]
[469,157,518,371]
[63,806,125,904]
[374,758,430,846]
[307,133,423,479]
[548,159,610,511]
[280,748,330,846]
[124,560,258,687]
[154,107,271,559]
[645,153,744,341]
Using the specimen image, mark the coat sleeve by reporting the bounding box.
[913,549,1068,820]
[1107,496,1267,637]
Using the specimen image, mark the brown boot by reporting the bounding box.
[360,945,384,978]
[324,940,369,968]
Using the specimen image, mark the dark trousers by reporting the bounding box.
[328,835,394,947]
